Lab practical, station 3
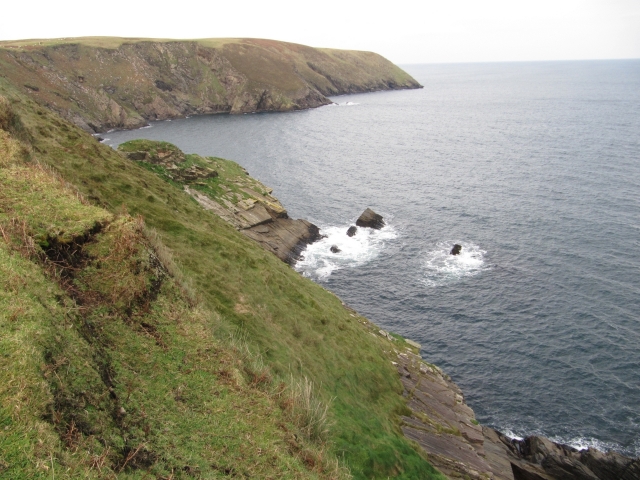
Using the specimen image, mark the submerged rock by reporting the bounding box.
[356,208,385,230]
[330,245,341,253]
[451,244,462,255]
[346,225,357,237]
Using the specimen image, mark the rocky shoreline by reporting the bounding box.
[393,340,639,479]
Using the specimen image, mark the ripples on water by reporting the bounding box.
[105,60,640,456]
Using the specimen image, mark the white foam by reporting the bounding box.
[421,241,488,287]
[501,428,524,441]
[548,435,626,454]
[295,224,398,280]
[100,138,110,143]
[140,124,152,129]
[501,428,635,456]
[326,101,359,107]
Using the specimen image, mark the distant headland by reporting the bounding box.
[0,37,422,133]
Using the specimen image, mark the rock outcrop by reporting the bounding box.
[482,428,640,480]
[118,139,321,265]
[395,350,515,479]
[392,340,639,480]
[186,182,322,265]
[451,244,462,255]
[356,208,385,229]
[330,245,341,253]
[346,225,357,237]
[0,37,422,132]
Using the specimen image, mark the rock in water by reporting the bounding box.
[347,225,358,237]
[330,245,341,253]
[356,208,385,229]
[451,244,462,255]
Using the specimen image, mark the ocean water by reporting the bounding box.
[105,60,640,457]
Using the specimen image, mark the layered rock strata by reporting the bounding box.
[118,140,321,265]
[395,349,514,479]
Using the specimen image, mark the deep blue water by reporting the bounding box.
[105,60,640,456]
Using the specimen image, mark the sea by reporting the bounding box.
[104,60,640,457]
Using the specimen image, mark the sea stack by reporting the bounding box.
[356,208,385,230]
[450,244,462,255]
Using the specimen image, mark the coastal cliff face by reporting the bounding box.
[0,37,422,132]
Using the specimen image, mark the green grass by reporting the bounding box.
[118,139,284,212]
[0,121,342,479]
[0,87,444,478]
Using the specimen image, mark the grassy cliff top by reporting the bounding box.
[0,36,374,53]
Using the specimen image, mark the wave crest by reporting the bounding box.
[422,241,488,287]
[295,224,398,280]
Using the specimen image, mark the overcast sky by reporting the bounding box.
[2,0,639,64]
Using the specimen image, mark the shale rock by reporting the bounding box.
[396,351,514,480]
[347,225,357,237]
[356,208,385,229]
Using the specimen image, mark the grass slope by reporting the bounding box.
[1,116,345,478]
[0,83,443,479]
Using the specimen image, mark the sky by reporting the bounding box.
[1,0,639,64]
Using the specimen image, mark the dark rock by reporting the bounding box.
[96,137,104,142]
[356,208,385,229]
[243,219,322,266]
[330,245,341,253]
[482,428,640,480]
[451,244,462,255]
[154,79,173,91]
[580,448,640,480]
[346,225,357,237]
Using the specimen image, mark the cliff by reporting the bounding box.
[0,37,422,132]
[1,39,636,479]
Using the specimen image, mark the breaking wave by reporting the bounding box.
[295,224,397,280]
[421,241,488,287]
[327,101,359,107]
[501,427,638,457]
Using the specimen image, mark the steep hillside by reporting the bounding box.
[0,37,421,132]
[0,81,444,478]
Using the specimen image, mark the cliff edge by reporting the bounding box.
[0,37,422,132]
